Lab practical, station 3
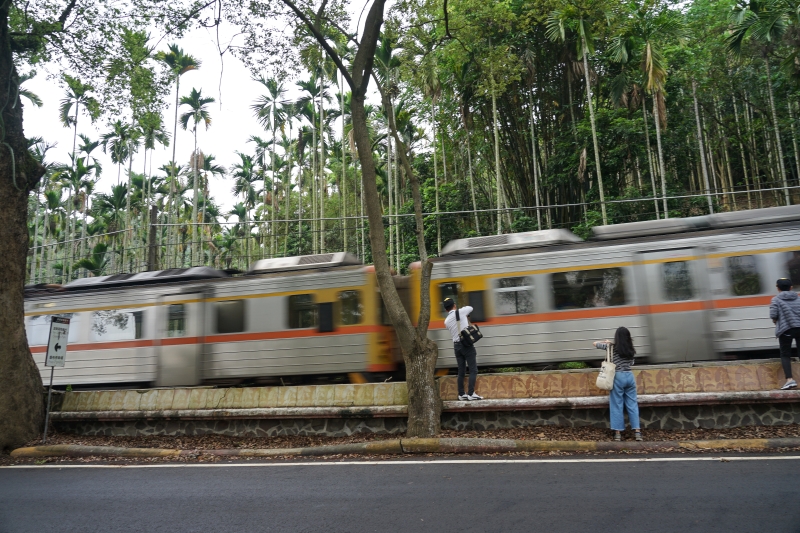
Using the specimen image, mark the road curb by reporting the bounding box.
[10,437,800,459]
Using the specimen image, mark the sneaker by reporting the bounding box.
[458,394,470,401]
[635,430,643,442]
[467,393,484,401]
[613,431,622,442]
[781,380,797,390]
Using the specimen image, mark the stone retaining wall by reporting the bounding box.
[439,361,800,400]
[53,402,800,437]
[48,359,800,438]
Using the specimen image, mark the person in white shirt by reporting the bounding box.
[443,297,483,401]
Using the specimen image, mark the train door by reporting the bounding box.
[636,248,715,363]
[156,292,205,387]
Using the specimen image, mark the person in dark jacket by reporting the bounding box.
[593,327,642,442]
[770,278,800,390]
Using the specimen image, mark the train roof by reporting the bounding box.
[247,252,362,274]
[591,204,800,240]
[25,266,229,296]
[440,229,583,256]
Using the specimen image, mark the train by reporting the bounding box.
[24,204,800,388]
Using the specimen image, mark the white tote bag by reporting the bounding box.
[595,343,616,391]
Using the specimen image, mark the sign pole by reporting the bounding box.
[42,315,70,445]
[42,366,55,444]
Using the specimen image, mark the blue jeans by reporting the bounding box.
[610,371,640,431]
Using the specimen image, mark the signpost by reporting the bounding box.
[43,316,70,444]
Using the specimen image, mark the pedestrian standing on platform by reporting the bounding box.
[593,327,642,442]
[444,297,483,401]
[770,278,800,390]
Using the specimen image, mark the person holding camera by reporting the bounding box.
[444,297,483,401]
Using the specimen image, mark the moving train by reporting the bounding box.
[24,205,800,388]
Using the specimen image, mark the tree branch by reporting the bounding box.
[57,0,78,26]
[279,0,355,90]
[351,0,385,97]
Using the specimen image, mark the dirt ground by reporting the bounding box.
[3,424,800,467]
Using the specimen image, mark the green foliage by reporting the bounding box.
[558,361,590,370]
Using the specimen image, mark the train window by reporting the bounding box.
[552,268,626,310]
[92,310,144,341]
[727,255,762,296]
[338,290,363,325]
[495,277,534,315]
[438,282,465,316]
[216,300,245,334]
[786,250,800,286]
[26,314,80,345]
[167,304,186,337]
[662,261,694,301]
[288,294,317,328]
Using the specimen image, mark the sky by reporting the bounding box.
[23,21,334,214]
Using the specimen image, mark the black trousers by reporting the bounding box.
[779,327,800,380]
[454,342,478,396]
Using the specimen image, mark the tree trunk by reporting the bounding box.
[319,81,326,255]
[732,97,753,209]
[372,62,442,438]
[432,100,441,254]
[528,88,541,230]
[580,31,606,225]
[652,92,669,218]
[492,89,503,235]
[340,73,348,253]
[169,77,180,269]
[788,100,800,203]
[692,80,714,214]
[465,127,480,233]
[29,181,42,283]
[0,0,47,450]
[642,104,660,218]
[764,57,790,205]
[192,128,199,265]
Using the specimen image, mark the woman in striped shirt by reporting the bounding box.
[593,327,642,442]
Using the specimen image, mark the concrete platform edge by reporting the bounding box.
[10,437,800,459]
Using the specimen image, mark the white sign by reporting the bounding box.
[45,316,70,367]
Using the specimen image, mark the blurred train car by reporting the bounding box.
[408,205,800,370]
[24,253,399,388]
[24,205,800,388]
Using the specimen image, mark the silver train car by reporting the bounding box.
[412,205,800,368]
[24,205,800,387]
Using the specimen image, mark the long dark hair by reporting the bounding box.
[613,327,636,358]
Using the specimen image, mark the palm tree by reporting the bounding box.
[609,3,685,217]
[179,87,215,265]
[93,185,128,273]
[138,111,170,260]
[59,74,100,160]
[55,155,97,280]
[297,76,322,254]
[728,0,794,205]
[197,153,226,256]
[547,3,608,224]
[100,121,132,185]
[40,189,62,283]
[420,60,442,251]
[73,243,109,277]
[19,71,43,108]
[231,153,259,264]
[252,77,288,257]
[156,44,201,267]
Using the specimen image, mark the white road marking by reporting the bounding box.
[4,455,800,469]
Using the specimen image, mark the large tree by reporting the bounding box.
[0,0,195,451]
[230,0,442,435]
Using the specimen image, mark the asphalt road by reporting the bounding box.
[1,456,799,533]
